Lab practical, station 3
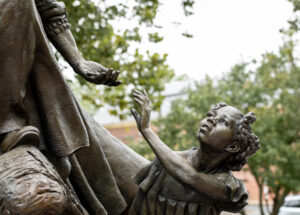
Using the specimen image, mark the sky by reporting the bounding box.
[136,0,294,81]
[97,0,296,124]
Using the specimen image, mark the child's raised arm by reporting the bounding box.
[131,90,231,201]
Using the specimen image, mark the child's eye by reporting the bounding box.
[219,118,228,126]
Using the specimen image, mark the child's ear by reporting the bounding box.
[225,142,240,153]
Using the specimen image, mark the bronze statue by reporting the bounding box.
[0,0,129,214]
[129,90,260,215]
[0,0,260,214]
[0,0,121,156]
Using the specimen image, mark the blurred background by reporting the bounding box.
[60,0,300,214]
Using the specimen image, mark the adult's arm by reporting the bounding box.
[35,0,120,85]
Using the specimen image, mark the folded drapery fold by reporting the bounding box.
[0,0,128,213]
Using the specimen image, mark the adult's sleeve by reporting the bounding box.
[35,0,71,36]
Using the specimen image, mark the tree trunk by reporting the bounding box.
[270,188,289,215]
[251,171,265,215]
[258,183,265,215]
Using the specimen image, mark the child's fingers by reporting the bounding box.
[133,92,146,103]
[133,90,143,96]
[143,89,149,98]
[130,108,140,120]
[134,97,144,107]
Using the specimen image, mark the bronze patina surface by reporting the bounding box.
[129,90,260,215]
[0,1,260,214]
[0,0,129,214]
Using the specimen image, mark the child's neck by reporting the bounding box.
[194,143,229,173]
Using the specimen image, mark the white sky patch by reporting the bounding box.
[113,0,294,81]
[70,0,296,123]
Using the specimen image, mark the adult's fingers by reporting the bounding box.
[106,70,119,86]
[93,72,106,84]
[109,80,122,87]
[103,68,113,85]
[111,70,120,83]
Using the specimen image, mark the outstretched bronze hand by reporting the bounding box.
[131,90,151,131]
[74,60,121,86]
[38,0,122,87]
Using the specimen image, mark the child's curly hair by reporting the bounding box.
[213,103,260,171]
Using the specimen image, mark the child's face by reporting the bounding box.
[197,106,242,152]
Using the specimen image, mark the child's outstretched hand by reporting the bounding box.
[131,90,151,132]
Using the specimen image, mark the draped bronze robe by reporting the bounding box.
[0,0,132,214]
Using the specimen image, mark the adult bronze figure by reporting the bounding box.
[0,0,120,155]
[0,0,135,214]
[129,90,260,215]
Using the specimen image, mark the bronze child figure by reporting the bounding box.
[129,90,260,215]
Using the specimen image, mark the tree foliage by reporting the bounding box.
[153,38,300,215]
[61,1,300,214]
[61,0,194,118]
[129,2,300,212]
[129,2,300,215]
